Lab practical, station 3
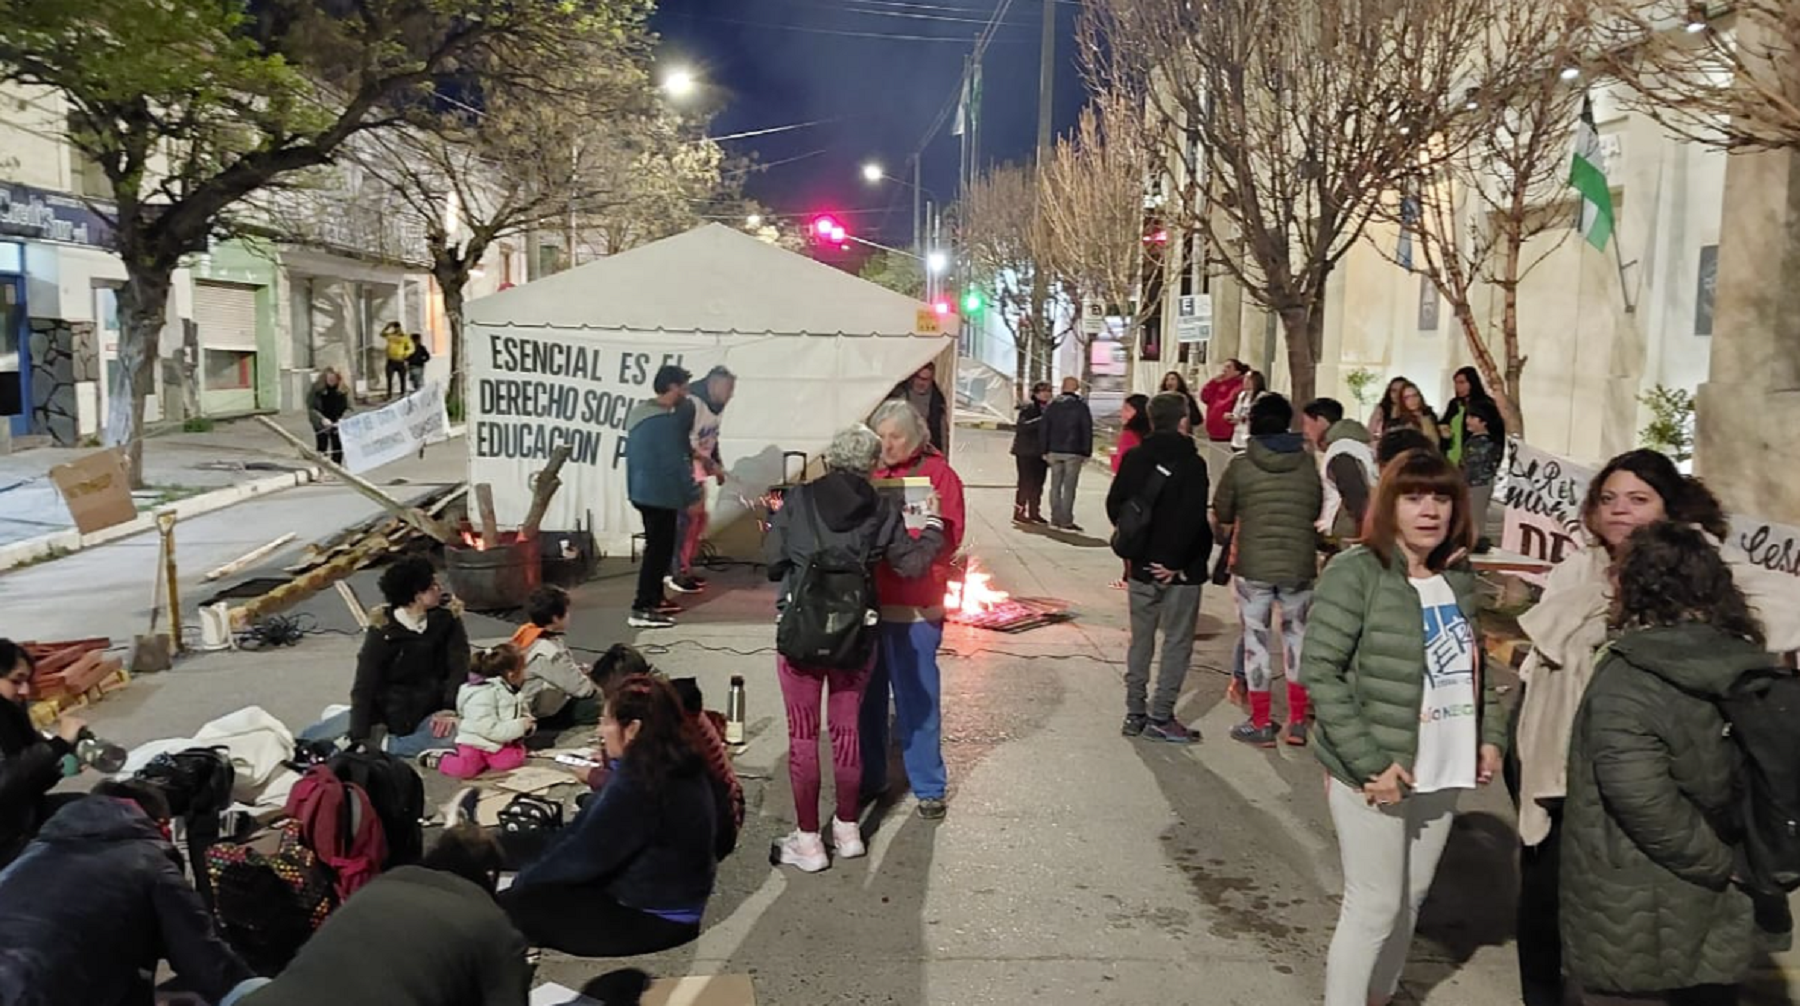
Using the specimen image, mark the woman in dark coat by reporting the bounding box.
[1561,522,1787,1006]
[1011,382,1052,524]
[0,639,86,867]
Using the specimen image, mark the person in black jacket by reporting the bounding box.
[233,824,529,1006]
[1106,393,1213,743]
[0,638,87,867]
[298,557,470,759]
[763,423,947,872]
[887,362,949,452]
[501,675,718,957]
[0,780,254,1006]
[306,368,351,465]
[1010,382,1052,524]
[1043,377,1095,531]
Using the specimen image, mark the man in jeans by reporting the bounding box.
[1213,393,1322,748]
[1042,377,1094,531]
[1105,393,1213,742]
[624,365,697,628]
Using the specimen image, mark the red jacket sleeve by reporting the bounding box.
[931,460,966,555]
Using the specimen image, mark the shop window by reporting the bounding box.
[203,349,254,391]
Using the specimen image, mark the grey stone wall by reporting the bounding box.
[27,318,97,445]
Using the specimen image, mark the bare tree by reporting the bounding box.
[1586,0,1800,152]
[1039,96,1153,392]
[1375,3,1596,437]
[963,164,1058,397]
[579,117,724,259]
[1081,0,1491,403]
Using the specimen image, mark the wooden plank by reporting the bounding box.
[204,532,299,581]
[475,483,501,548]
[520,445,573,538]
[252,416,455,543]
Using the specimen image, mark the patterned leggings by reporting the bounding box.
[777,655,871,833]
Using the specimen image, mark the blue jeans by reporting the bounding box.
[298,710,454,759]
[859,619,947,801]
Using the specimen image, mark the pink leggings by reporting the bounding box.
[776,655,870,833]
[438,741,528,780]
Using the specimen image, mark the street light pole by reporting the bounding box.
[912,156,924,258]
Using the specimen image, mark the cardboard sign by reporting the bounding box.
[871,475,938,531]
[48,448,136,534]
[1498,440,1596,582]
[337,379,449,474]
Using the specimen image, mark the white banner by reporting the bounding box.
[1500,439,1800,585]
[466,326,949,552]
[339,380,449,474]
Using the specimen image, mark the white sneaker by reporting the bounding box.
[771,830,829,873]
[830,817,866,859]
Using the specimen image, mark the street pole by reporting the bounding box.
[912,156,924,258]
[1029,0,1056,384]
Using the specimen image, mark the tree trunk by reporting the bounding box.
[1278,305,1320,406]
[436,265,470,418]
[1499,279,1528,439]
[116,264,175,489]
[1013,330,1028,403]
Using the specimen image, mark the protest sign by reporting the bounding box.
[338,380,449,474]
[1498,440,1596,582]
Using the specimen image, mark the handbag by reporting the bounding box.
[1109,463,1169,561]
[495,793,565,871]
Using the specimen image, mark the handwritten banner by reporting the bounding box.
[1499,438,1800,584]
[339,379,449,474]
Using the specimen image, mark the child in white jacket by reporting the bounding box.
[437,643,534,779]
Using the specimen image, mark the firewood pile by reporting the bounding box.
[23,637,128,728]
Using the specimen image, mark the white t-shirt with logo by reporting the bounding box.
[1409,575,1478,794]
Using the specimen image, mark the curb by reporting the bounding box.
[0,467,320,573]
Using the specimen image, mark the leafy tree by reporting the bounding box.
[0,0,642,482]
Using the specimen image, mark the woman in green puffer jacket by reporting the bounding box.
[1561,522,1786,1006]
[1303,449,1510,1006]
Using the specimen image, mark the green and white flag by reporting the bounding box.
[1570,97,1614,251]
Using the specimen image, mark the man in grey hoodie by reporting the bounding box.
[625,365,698,628]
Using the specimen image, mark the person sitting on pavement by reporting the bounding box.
[1214,394,1324,748]
[229,823,528,1006]
[862,399,965,820]
[0,780,255,1006]
[578,645,742,859]
[1041,376,1095,532]
[1106,393,1214,744]
[0,638,89,868]
[299,556,469,758]
[509,585,601,728]
[430,644,535,781]
[765,423,949,873]
[498,674,719,957]
[1302,398,1378,546]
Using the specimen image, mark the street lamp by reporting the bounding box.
[926,250,949,275]
[861,162,885,184]
[662,68,698,99]
[746,213,763,228]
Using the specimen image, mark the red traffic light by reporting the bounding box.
[933,300,952,316]
[813,215,841,238]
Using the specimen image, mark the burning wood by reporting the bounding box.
[944,558,1010,616]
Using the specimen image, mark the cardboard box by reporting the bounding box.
[49,449,136,535]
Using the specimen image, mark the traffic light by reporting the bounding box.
[962,289,984,314]
[813,215,840,238]
[932,299,952,317]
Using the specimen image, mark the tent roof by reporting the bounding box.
[466,223,934,336]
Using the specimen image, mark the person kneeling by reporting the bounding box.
[0,780,254,1006]
[434,644,534,780]
[502,674,717,957]
[232,825,528,1005]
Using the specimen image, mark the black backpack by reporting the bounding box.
[327,749,425,868]
[1719,667,1800,894]
[1109,463,1170,560]
[134,746,236,910]
[776,487,878,670]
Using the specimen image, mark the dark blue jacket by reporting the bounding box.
[0,797,252,1006]
[1042,393,1094,456]
[510,761,717,918]
[625,399,701,511]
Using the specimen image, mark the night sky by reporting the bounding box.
[650,0,1089,245]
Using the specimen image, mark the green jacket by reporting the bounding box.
[1304,547,1509,788]
[1213,434,1322,585]
[1561,624,1771,993]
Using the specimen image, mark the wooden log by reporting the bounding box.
[520,445,573,538]
[203,533,299,581]
[229,534,393,629]
[252,416,455,543]
[475,483,500,549]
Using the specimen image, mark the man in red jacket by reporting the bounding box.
[1199,359,1247,443]
[861,399,965,821]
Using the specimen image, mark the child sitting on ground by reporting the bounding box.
[434,644,535,780]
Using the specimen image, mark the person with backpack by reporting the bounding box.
[0,780,255,1006]
[501,675,718,957]
[1560,522,1790,1006]
[430,644,534,780]
[299,556,468,759]
[764,424,949,872]
[860,399,965,821]
[229,824,529,1006]
[1105,393,1213,743]
[1511,449,1800,1006]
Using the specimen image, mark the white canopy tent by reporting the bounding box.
[464,224,954,556]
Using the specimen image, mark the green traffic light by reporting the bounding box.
[962,290,983,313]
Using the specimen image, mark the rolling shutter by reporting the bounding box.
[193,281,259,351]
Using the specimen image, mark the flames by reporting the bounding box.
[458,530,488,552]
[945,558,1010,615]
